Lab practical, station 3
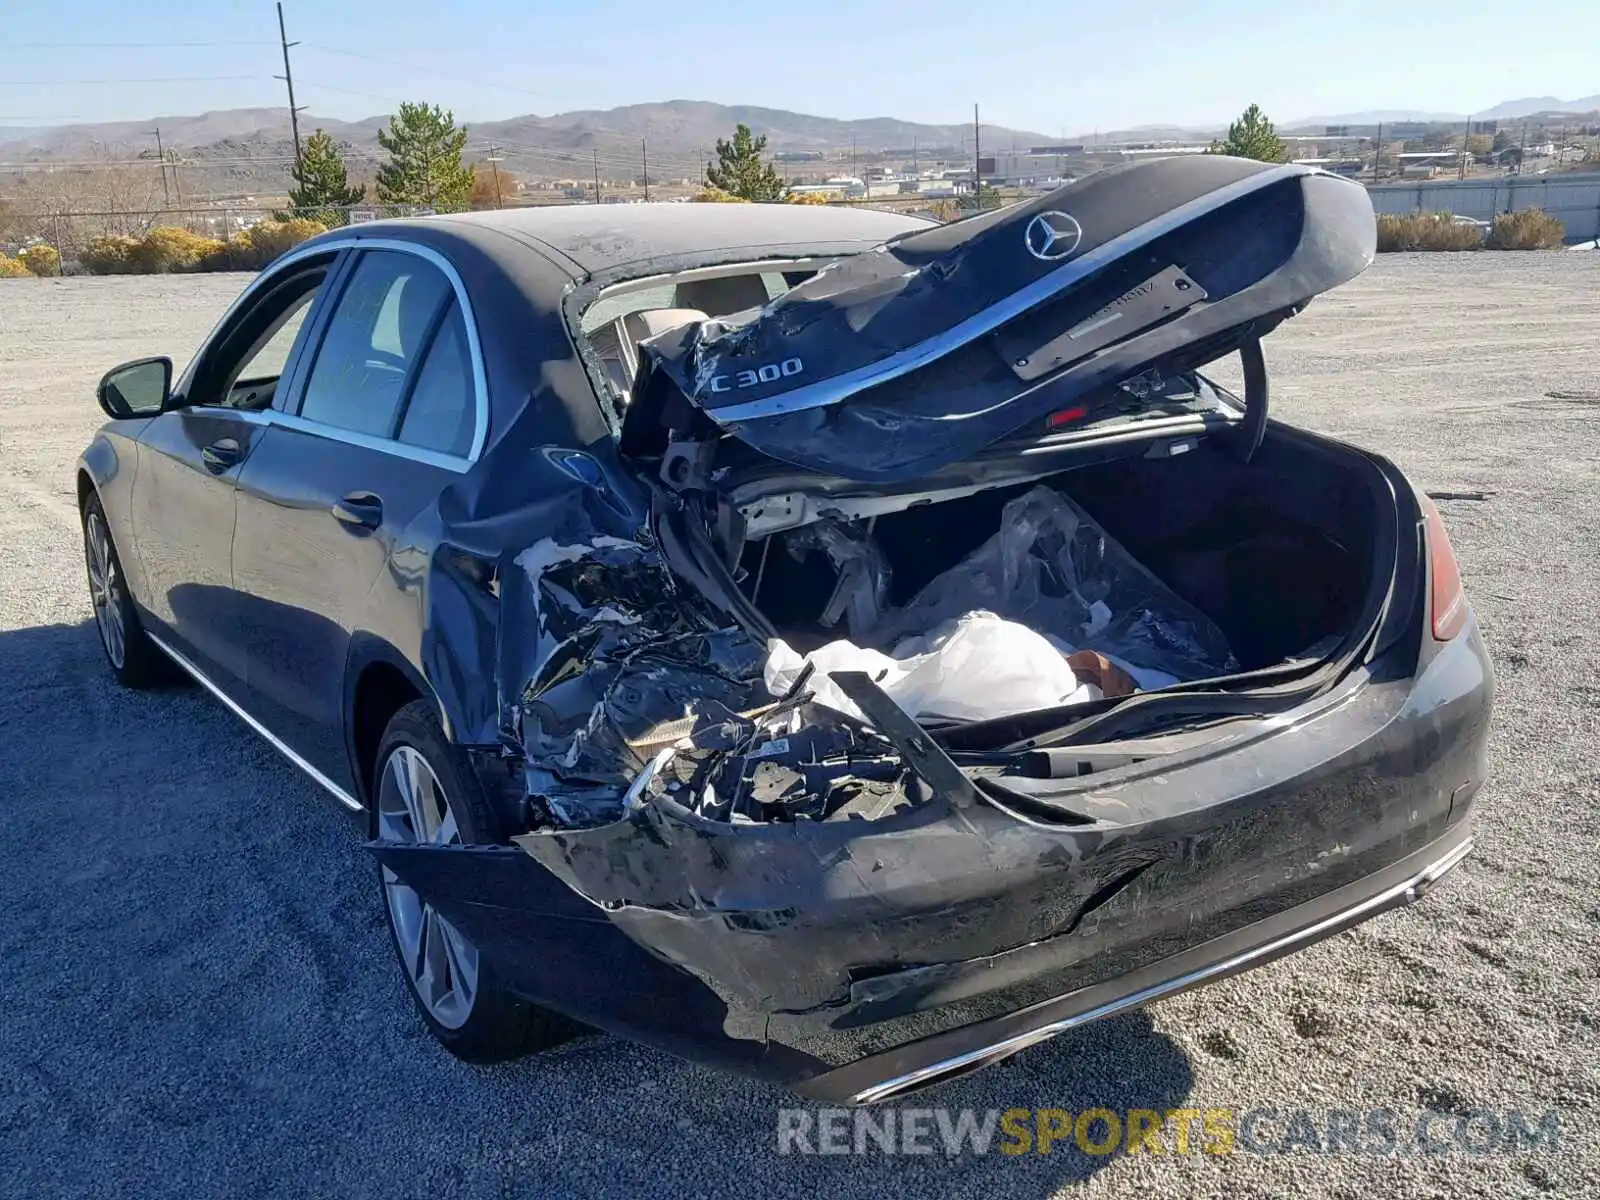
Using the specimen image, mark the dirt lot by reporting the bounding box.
[1,255,1597,1199]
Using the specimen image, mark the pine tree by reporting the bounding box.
[1207,104,1289,163]
[284,129,365,227]
[376,103,474,214]
[705,124,788,202]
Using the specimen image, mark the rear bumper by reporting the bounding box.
[802,826,1472,1104]
[369,619,1493,1099]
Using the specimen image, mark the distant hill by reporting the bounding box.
[0,100,1055,193]
[4,93,1593,197]
[1299,94,1600,126]
[1477,94,1600,120]
[1294,108,1465,126]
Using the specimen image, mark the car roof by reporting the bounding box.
[392,202,932,276]
[282,203,936,460]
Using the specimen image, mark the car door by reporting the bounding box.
[129,252,340,690]
[231,245,485,792]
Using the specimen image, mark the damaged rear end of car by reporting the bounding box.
[369,157,1493,1102]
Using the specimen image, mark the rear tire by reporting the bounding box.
[373,699,578,1062]
[82,492,169,689]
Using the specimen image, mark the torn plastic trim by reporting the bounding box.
[624,747,677,814]
[827,671,979,809]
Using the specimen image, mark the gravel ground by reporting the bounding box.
[1,255,1597,1199]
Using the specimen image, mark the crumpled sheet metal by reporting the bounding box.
[477,477,1236,1025]
[509,791,1168,1021]
[500,522,769,828]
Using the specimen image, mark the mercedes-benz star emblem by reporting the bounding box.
[1025,210,1084,261]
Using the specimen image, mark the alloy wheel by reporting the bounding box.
[85,511,126,669]
[377,744,480,1030]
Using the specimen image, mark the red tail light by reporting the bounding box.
[1047,405,1089,428]
[1420,496,1468,641]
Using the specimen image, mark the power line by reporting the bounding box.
[7,39,274,48]
[301,42,559,100]
[0,76,260,85]
[296,80,411,105]
[480,135,703,172]
[0,150,390,169]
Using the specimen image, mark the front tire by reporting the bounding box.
[82,492,168,688]
[373,699,577,1062]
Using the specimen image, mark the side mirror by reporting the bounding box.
[97,357,172,420]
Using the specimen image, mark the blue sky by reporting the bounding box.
[5,0,1597,133]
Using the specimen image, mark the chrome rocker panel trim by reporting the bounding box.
[147,630,363,812]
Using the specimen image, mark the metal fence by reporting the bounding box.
[1367,172,1600,242]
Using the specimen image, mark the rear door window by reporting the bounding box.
[298,249,453,438]
[396,301,475,457]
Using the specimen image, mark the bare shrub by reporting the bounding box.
[21,244,62,276]
[233,218,327,268]
[7,160,166,256]
[1485,207,1565,250]
[196,232,257,272]
[129,227,224,273]
[1375,212,1484,252]
[81,234,142,275]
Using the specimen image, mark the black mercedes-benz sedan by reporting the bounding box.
[78,157,1492,1104]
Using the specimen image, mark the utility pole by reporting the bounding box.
[911,135,917,179]
[593,149,601,204]
[851,135,857,182]
[486,143,505,209]
[1461,115,1471,180]
[1372,122,1382,183]
[973,103,981,205]
[152,126,171,207]
[276,2,305,171]
[641,138,650,201]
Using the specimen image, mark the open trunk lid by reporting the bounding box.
[632,157,1376,483]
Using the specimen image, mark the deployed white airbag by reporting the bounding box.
[763,610,1102,724]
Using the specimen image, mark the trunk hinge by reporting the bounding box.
[1233,337,1269,463]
